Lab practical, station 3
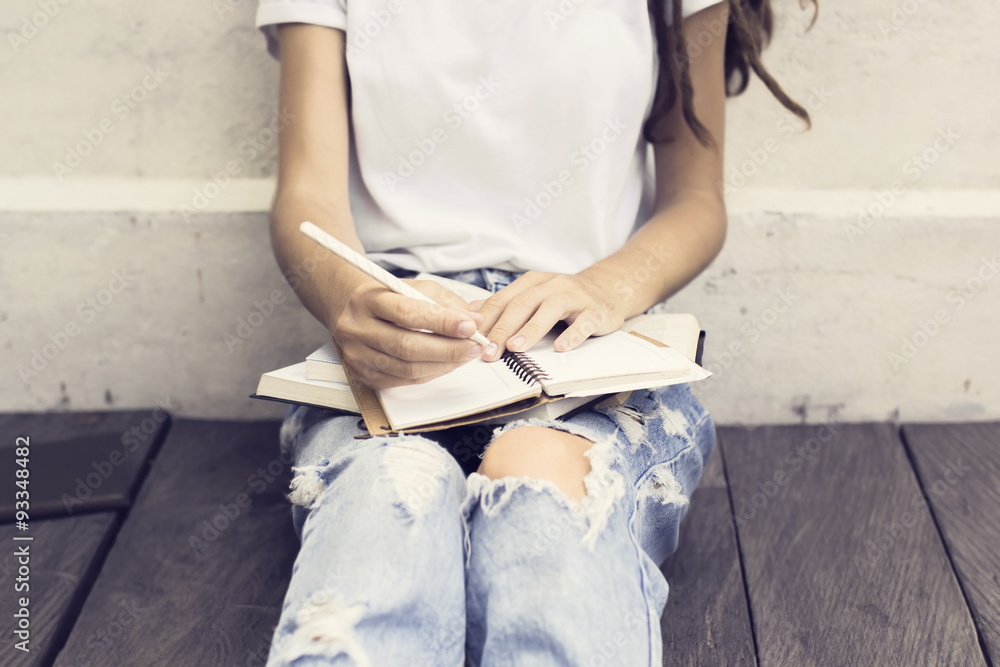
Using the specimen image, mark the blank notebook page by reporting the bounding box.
[527,330,691,395]
[377,357,540,430]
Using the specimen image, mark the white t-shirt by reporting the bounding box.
[256,0,722,274]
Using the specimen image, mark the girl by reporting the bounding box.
[254,0,812,664]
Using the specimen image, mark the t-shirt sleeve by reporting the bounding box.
[255,0,348,59]
[680,0,725,20]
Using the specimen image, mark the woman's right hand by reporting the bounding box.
[331,278,490,389]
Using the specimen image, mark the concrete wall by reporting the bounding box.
[2,0,998,425]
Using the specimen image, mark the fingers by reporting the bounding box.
[475,272,549,333]
[482,278,577,361]
[406,279,486,327]
[349,315,483,362]
[337,320,482,388]
[335,281,489,388]
[367,288,483,340]
[357,351,475,388]
[553,310,603,353]
[494,292,567,353]
[478,273,626,361]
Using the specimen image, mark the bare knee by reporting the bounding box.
[477,426,593,501]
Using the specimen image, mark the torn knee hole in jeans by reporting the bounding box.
[276,597,372,667]
[463,436,626,554]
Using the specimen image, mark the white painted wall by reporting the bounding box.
[1,0,998,424]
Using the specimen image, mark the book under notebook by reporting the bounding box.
[305,343,348,383]
[256,362,359,413]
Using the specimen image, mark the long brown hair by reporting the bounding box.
[644,0,818,146]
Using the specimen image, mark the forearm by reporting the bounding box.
[578,189,727,319]
[270,192,368,333]
[271,23,368,333]
[575,1,729,320]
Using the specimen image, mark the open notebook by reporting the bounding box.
[372,327,709,431]
[254,273,709,434]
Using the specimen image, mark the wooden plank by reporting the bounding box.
[660,441,757,666]
[0,410,169,520]
[0,409,168,446]
[54,420,298,667]
[0,512,120,667]
[902,421,1000,663]
[722,423,985,667]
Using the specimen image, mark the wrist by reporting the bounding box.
[324,268,379,336]
[576,262,644,320]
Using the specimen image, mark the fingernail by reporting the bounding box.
[485,342,499,359]
[458,320,476,336]
[469,344,484,358]
[508,335,525,351]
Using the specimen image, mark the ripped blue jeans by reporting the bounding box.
[265,268,716,667]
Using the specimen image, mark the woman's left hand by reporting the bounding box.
[473,271,629,361]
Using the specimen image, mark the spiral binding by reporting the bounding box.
[501,349,552,386]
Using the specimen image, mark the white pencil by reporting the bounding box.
[299,221,493,348]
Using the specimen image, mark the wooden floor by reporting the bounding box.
[2,412,997,666]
